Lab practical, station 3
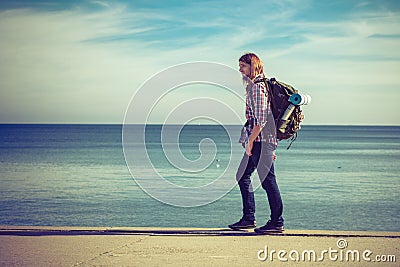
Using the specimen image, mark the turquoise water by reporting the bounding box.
[0,124,399,231]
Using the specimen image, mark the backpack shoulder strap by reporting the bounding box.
[262,77,273,104]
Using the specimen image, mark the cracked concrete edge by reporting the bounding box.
[0,226,399,238]
[71,235,150,267]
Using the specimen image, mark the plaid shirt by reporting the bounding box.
[244,75,277,145]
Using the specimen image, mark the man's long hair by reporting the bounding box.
[239,53,264,81]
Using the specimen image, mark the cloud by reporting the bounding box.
[0,6,162,123]
[0,1,399,124]
[90,0,111,9]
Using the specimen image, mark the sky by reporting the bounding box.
[0,0,399,125]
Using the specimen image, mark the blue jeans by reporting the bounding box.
[236,142,284,226]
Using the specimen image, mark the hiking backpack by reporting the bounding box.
[256,77,305,148]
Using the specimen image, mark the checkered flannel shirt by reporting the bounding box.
[244,75,277,145]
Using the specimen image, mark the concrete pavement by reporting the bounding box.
[0,226,399,266]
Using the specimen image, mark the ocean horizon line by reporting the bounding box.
[1,123,399,127]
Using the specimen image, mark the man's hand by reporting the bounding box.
[299,112,305,122]
[246,124,261,156]
[245,140,253,156]
[272,153,277,161]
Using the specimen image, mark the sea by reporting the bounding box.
[0,124,399,232]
